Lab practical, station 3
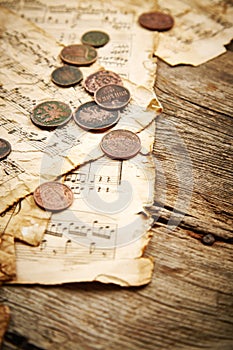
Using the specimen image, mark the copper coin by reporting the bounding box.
[74,101,120,132]
[100,129,141,160]
[31,101,73,129]
[51,65,83,87]
[0,138,11,160]
[84,70,123,94]
[138,11,174,31]
[60,44,98,66]
[81,30,110,48]
[94,84,131,110]
[33,182,73,212]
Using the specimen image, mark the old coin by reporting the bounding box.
[51,65,83,87]
[31,100,73,129]
[100,129,141,160]
[33,182,73,212]
[94,84,131,110]
[74,101,120,132]
[138,11,174,31]
[0,138,11,160]
[81,30,110,48]
[84,70,123,94]
[60,44,98,66]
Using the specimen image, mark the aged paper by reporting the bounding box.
[0,210,16,281]
[153,0,233,66]
[0,304,10,346]
[6,122,156,286]
[0,3,161,286]
[1,0,158,88]
[0,7,161,214]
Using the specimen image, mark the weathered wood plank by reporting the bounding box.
[1,48,233,350]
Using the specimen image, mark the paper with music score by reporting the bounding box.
[5,123,156,286]
[0,4,162,286]
[0,6,161,216]
[0,0,158,89]
[154,0,233,66]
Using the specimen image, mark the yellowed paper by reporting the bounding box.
[0,219,16,281]
[8,122,156,286]
[0,3,161,286]
[1,0,158,88]
[152,0,233,66]
[0,7,161,214]
[0,304,10,346]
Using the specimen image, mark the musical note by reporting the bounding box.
[92,220,117,239]
[0,158,25,185]
[89,242,96,254]
[40,239,47,251]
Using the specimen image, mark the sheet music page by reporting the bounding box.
[8,123,156,286]
[1,0,158,88]
[154,0,233,66]
[0,7,161,215]
[0,5,162,286]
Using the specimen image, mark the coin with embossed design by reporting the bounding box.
[74,101,120,132]
[33,182,73,212]
[100,129,141,160]
[94,84,131,110]
[84,70,123,94]
[81,30,110,48]
[60,44,98,65]
[31,101,73,129]
[51,65,83,87]
[0,138,11,160]
[138,11,174,31]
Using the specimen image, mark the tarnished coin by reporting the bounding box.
[0,138,11,160]
[74,101,120,132]
[81,30,110,48]
[60,44,98,66]
[31,101,72,129]
[94,84,131,110]
[84,70,123,94]
[100,129,141,160]
[51,65,83,87]
[138,11,174,31]
[33,182,73,212]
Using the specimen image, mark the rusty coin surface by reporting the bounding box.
[100,129,141,160]
[33,182,73,212]
[81,30,110,48]
[84,70,123,94]
[138,11,174,31]
[94,84,131,110]
[74,101,120,131]
[51,65,83,87]
[60,44,98,66]
[0,138,11,160]
[31,100,72,129]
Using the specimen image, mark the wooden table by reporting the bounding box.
[1,45,233,350]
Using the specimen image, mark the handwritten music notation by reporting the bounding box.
[0,86,36,114]
[45,219,117,241]
[0,158,25,186]
[64,160,121,198]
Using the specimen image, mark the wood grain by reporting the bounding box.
[1,48,233,350]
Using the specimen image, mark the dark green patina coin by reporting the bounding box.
[81,30,110,48]
[60,44,98,66]
[0,138,11,160]
[51,65,83,87]
[74,101,120,132]
[31,101,73,129]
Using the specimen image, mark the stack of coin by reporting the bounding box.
[51,30,110,88]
